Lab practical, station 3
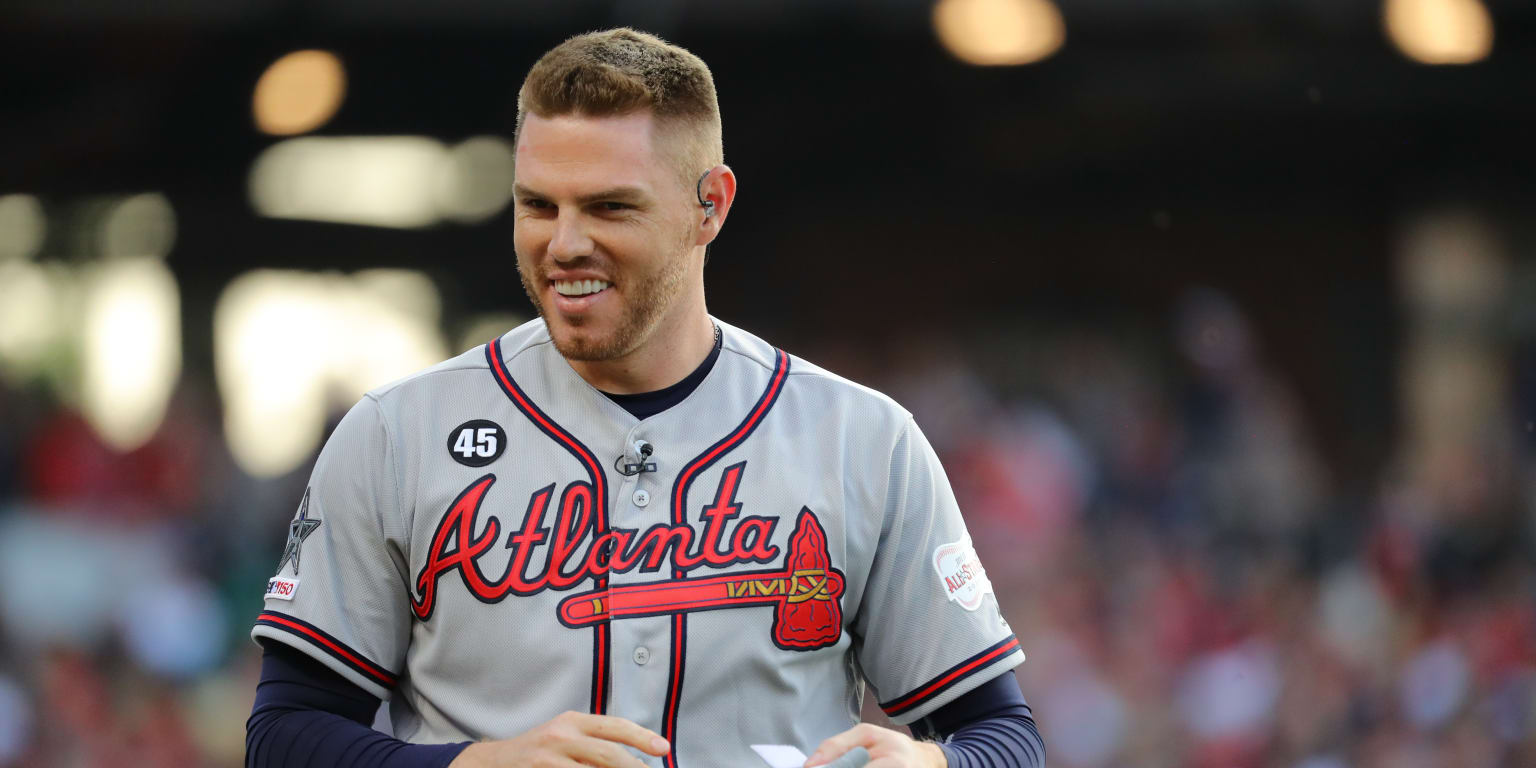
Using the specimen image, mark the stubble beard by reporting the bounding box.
[518,236,695,363]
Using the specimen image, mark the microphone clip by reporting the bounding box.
[615,440,657,476]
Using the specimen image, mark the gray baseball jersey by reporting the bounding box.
[252,318,1023,768]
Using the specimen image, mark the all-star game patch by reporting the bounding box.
[932,536,993,612]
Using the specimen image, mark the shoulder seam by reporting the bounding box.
[878,416,917,547]
[720,345,855,380]
[362,393,406,545]
[719,344,779,375]
[721,345,910,418]
[503,336,558,366]
[369,359,490,398]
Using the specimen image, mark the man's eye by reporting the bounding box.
[520,199,552,210]
[600,202,630,212]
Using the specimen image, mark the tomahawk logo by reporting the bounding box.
[559,508,844,650]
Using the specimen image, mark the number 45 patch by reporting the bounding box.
[447,420,506,467]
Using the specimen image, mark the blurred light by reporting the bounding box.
[0,193,46,261]
[434,136,517,224]
[1396,211,1505,476]
[1400,640,1470,728]
[253,49,347,135]
[119,575,227,679]
[1177,288,1253,374]
[0,260,64,384]
[1488,669,1536,743]
[251,135,516,229]
[341,269,447,398]
[1384,0,1493,65]
[1317,564,1392,668]
[0,515,119,649]
[215,269,447,477]
[0,675,29,763]
[457,312,526,354]
[933,0,1065,67]
[80,257,182,451]
[1398,211,1502,311]
[99,192,176,258]
[1177,640,1281,739]
[215,272,330,478]
[1042,672,1127,766]
[187,673,259,763]
[250,136,448,228]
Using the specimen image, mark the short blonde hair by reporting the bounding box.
[516,28,724,183]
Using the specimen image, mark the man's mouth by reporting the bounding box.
[553,279,611,297]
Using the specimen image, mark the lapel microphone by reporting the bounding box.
[615,440,657,476]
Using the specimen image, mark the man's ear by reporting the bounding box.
[695,164,737,246]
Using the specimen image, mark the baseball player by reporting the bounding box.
[247,29,1043,768]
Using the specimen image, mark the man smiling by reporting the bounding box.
[246,29,1043,768]
[512,106,720,393]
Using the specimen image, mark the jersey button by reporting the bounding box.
[633,646,651,665]
[632,489,650,507]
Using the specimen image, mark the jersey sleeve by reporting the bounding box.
[251,395,412,700]
[852,417,1025,725]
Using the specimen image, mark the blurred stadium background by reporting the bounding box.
[2,0,1534,766]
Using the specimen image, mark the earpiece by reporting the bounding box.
[696,170,715,219]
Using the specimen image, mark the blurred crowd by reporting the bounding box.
[870,286,1535,768]
[1,285,1533,767]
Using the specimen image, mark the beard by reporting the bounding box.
[518,237,694,363]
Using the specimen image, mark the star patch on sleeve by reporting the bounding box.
[278,487,321,575]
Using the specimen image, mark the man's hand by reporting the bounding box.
[448,711,669,768]
[803,724,946,768]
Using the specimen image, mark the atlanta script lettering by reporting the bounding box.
[411,463,782,621]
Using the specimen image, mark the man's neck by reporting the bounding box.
[567,311,717,395]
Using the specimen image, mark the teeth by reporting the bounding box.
[554,279,610,297]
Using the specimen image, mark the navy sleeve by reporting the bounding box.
[910,671,1045,768]
[247,643,471,768]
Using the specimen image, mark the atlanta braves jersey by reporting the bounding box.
[252,318,1024,768]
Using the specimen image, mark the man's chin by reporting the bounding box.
[553,341,611,362]
[548,326,623,363]
[540,305,651,364]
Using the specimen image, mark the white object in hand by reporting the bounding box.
[751,744,808,768]
[749,744,871,768]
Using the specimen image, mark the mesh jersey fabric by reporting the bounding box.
[250,318,1024,766]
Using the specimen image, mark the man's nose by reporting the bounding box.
[547,209,594,262]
